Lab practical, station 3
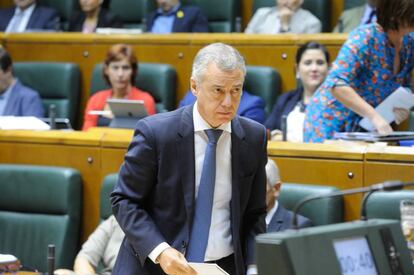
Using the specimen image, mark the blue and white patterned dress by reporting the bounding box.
[303,23,414,143]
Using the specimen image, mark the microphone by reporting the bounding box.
[281,115,287,141]
[49,104,56,130]
[47,244,55,275]
[292,180,414,229]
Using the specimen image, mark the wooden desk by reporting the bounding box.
[2,129,412,238]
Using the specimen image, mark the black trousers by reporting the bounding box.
[206,253,236,275]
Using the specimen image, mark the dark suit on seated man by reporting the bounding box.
[146,0,209,33]
[179,90,266,124]
[0,47,44,117]
[0,0,60,32]
[111,43,267,275]
[265,159,312,232]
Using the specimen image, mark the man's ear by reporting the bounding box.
[190,78,198,96]
[274,181,282,197]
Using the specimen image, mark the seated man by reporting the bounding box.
[55,215,124,275]
[0,47,44,117]
[0,0,60,32]
[333,0,377,33]
[179,90,266,124]
[265,159,312,231]
[146,0,209,33]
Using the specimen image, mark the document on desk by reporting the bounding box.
[359,87,414,131]
[189,263,229,275]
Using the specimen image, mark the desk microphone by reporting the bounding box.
[47,244,55,275]
[49,104,57,130]
[292,180,414,229]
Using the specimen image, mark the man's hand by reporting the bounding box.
[278,6,294,30]
[157,247,197,275]
[393,107,410,125]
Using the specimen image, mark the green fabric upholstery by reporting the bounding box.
[109,0,156,29]
[90,62,176,112]
[182,0,237,32]
[100,174,118,221]
[409,110,414,131]
[252,0,331,32]
[344,0,365,10]
[365,190,414,220]
[244,65,281,116]
[0,164,82,272]
[13,62,81,125]
[37,0,79,31]
[279,183,344,226]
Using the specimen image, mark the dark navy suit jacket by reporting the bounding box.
[146,5,209,33]
[264,87,303,131]
[2,80,44,117]
[111,105,267,275]
[179,90,266,124]
[0,5,60,32]
[68,8,123,32]
[267,204,312,232]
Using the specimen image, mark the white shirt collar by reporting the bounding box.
[192,101,232,133]
[15,3,36,16]
[265,200,279,227]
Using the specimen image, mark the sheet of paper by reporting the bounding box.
[359,87,414,131]
[189,263,229,275]
[0,116,50,130]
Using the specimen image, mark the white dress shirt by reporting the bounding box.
[6,4,36,33]
[148,103,233,262]
[265,201,279,227]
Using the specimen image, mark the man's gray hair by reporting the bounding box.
[265,159,280,187]
[191,42,246,84]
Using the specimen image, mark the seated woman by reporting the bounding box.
[82,44,156,131]
[68,0,122,33]
[265,41,330,142]
[245,0,321,34]
[54,215,124,275]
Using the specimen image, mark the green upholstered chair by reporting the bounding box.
[13,62,81,125]
[244,65,281,116]
[37,0,79,31]
[252,0,330,32]
[409,110,414,131]
[109,0,156,30]
[279,183,344,226]
[365,190,414,220]
[100,173,118,221]
[182,0,238,32]
[0,164,82,272]
[90,62,176,112]
[344,0,365,10]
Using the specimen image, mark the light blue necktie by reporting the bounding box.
[186,129,223,262]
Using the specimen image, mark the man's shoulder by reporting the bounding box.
[33,5,58,17]
[180,5,203,14]
[13,80,40,97]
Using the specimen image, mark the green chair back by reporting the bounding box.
[409,110,414,131]
[366,190,414,220]
[13,62,81,125]
[252,0,330,32]
[182,0,237,32]
[109,0,156,29]
[90,62,176,112]
[244,65,281,116]
[100,174,118,221]
[344,0,365,10]
[280,183,344,226]
[0,164,82,272]
[37,0,79,31]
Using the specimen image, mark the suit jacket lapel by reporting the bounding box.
[177,105,196,225]
[26,5,39,30]
[3,81,20,116]
[172,9,185,32]
[268,205,284,232]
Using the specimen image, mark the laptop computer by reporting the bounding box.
[107,98,148,129]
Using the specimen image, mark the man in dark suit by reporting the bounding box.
[0,47,44,117]
[265,159,312,232]
[0,0,60,32]
[146,0,209,33]
[111,43,267,275]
